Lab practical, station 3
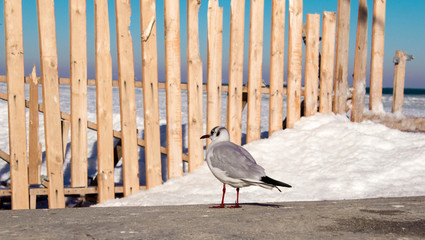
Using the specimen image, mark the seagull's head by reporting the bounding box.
[200,126,230,142]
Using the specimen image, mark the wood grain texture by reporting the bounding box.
[226,0,245,145]
[37,0,65,209]
[333,0,351,114]
[269,0,286,135]
[69,0,88,188]
[164,0,183,179]
[187,0,204,172]
[94,0,115,202]
[246,0,264,143]
[207,0,223,145]
[369,0,386,112]
[115,0,140,196]
[304,14,320,117]
[286,0,303,128]
[319,11,336,114]
[140,0,162,188]
[351,0,368,122]
[5,0,29,209]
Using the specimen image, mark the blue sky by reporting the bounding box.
[0,0,424,88]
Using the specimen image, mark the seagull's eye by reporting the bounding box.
[216,130,220,137]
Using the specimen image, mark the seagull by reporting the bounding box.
[200,126,291,208]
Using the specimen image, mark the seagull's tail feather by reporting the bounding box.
[261,176,292,189]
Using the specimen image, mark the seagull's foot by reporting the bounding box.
[227,204,241,208]
[209,204,225,209]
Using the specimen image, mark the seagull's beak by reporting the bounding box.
[200,134,210,139]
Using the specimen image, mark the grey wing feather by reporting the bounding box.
[211,142,266,180]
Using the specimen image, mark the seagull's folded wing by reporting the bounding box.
[211,142,266,180]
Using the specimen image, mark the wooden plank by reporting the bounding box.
[94,0,115,202]
[246,0,264,143]
[28,66,42,185]
[61,119,70,159]
[392,50,407,113]
[207,0,223,145]
[5,0,29,210]
[1,75,280,95]
[115,0,140,196]
[164,0,183,179]
[304,14,320,117]
[333,0,351,114]
[0,149,9,163]
[286,0,303,128]
[351,0,368,122]
[69,0,88,188]
[226,0,245,145]
[140,0,162,188]
[187,0,204,172]
[369,0,386,112]
[37,0,65,209]
[319,11,336,114]
[269,0,286,135]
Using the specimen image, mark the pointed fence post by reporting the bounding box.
[140,0,162,188]
[269,0,286,135]
[28,66,42,186]
[392,50,413,113]
[286,0,303,128]
[319,11,336,114]
[94,0,115,203]
[246,0,264,143]
[4,0,29,210]
[164,0,183,179]
[351,0,368,122]
[369,0,386,112]
[115,0,140,196]
[69,0,88,188]
[37,0,65,209]
[304,14,320,117]
[226,0,245,145]
[187,0,204,172]
[333,0,351,114]
[207,0,223,145]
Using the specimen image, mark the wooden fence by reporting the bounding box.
[0,0,410,209]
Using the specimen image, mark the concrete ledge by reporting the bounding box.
[0,196,424,239]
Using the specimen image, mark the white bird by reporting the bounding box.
[201,126,291,208]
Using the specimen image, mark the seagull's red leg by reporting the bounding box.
[228,188,241,208]
[210,184,226,208]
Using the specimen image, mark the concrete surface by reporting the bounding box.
[0,196,424,239]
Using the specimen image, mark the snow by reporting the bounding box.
[97,114,425,207]
[1,82,425,207]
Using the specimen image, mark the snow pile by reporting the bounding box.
[97,114,425,207]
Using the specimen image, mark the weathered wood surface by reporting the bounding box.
[28,66,42,185]
[115,0,140,196]
[187,0,204,172]
[37,0,65,209]
[369,0,386,112]
[392,50,407,113]
[333,0,351,114]
[207,0,223,145]
[226,0,245,145]
[94,0,115,203]
[319,11,336,114]
[304,14,320,117]
[246,0,264,143]
[140,0,162,188]
[164,0,183,179]
[286,0,303,128]
[69,0,88,188]
[4,0,29,209]
[269,0,286,135]
[351,0,368,122]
